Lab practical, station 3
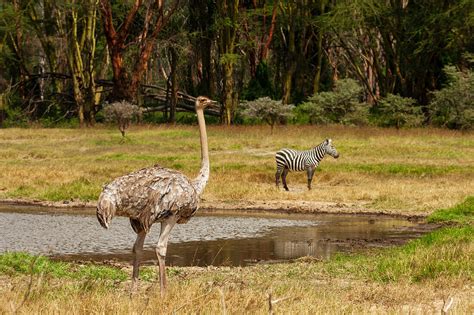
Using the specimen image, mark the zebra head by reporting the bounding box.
[324,139,339,159]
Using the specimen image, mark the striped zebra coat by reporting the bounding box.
[275,139,339,191]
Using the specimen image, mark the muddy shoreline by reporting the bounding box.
[0,198,439,267]
[0,198,426,221]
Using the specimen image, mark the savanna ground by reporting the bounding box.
[0,125,473,313]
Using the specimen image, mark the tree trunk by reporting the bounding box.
[217,0,239,125]
[312,1,326,95]
[64,0,98,127]
[169,47,178,123]
[99,0,180,104]
[282,25,296,104]
[223,63,235,124]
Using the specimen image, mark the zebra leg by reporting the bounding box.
[282,167,289,191]
[275,166,283,187]
[306,166,315,190]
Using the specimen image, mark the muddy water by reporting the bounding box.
[0,206,429,267]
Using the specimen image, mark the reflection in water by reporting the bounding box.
[0,207,425,267]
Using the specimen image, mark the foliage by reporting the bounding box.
[297,79,369,125]
[429,66,474,130]
[0,1,472,127]
[103,101,142,138]
[241,62,274,101]
[375,94,424,129]
[240,97,294,132]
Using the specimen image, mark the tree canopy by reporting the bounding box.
[0,0,472,129]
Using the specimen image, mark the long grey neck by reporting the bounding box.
[193,108,210,196]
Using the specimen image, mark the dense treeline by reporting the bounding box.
[0,0,472,128]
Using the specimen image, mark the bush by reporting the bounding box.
[375,94,424,129]
[297,78,369,125]
[103,100,142,139]
[240,97,294,133]
[429,66,473,130]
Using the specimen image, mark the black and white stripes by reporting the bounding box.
[275,139,339,191]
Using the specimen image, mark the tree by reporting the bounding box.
[240,1,279,101]
[216,0,240,125]
[297,78,369,125]
[375,94,423,129]
[241,97,294,133]
[99,0,181,102]
[186,0,217,98]
[429,66,473,130]
[103,100,142,139]
[321,0,474,105]
[61,0,100,127]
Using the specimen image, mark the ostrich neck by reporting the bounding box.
[193,108,209,196]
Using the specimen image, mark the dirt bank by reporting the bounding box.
[0,198,425,220]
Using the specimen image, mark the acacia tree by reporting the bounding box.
[61,0,99,126]
[99,0,180,102]
[239,0,279,100]
[216,0,239,125]
[186,0,217,98]
[277,0,317,104]
[240,0,279,78]
[322,0,474,105]
[241,97,294,133]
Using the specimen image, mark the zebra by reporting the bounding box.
[275,138,339,191]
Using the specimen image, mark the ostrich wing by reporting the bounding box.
[102,165,199,231]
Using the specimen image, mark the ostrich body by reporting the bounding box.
[96,96,215,295]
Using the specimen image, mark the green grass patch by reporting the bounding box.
[40,178,101,201]
[0,252,127,281]
[96,153,158,162]
[334,163,470,176]
[326,198,474,283]
[327,225,473,283]
[427,196,474,224]
[155,129,194,138]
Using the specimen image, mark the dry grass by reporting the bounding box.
[1,262,472,314]
[0,124,472,314]
[0,125,472,215]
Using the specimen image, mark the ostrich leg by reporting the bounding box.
[131,229,146,292]
[156,216,177,296]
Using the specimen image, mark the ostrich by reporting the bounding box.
[96,96,217,295]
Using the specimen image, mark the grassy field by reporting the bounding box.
[0,125,473,313]
[0,125,472,215]
[0,198,472,313]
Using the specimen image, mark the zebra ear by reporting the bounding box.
[325,139,330,145]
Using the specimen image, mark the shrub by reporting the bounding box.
[297,78,369,125]
[429,66,473,130]
[103,100,142,139]
[375,94,424,129]
[240,97,294,133]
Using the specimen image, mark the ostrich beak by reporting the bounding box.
[207,100,220,111]
[96,211,110,229]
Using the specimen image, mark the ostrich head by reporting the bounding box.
[96,193,116,229]
[324,138,340,159]
[195,96,218,111]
